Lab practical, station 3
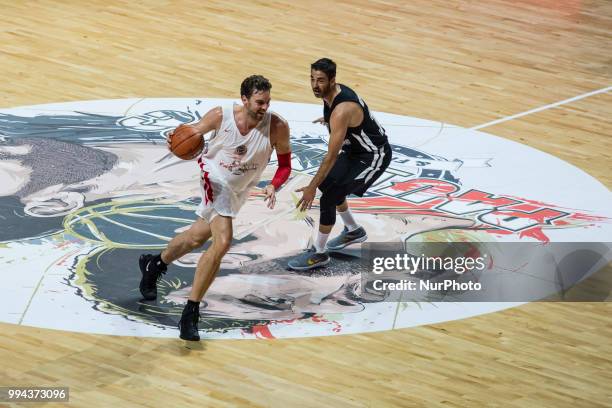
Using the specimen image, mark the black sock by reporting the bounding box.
[187,300,200,308]
[153,253,168,268]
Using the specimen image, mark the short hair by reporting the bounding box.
[240,75,272,99]
[311,58,336,80]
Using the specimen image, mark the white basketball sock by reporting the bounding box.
[314,231,330,253]
[338,209,359,231]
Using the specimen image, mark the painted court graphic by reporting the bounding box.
[1,98,611,340]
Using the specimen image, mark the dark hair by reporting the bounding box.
[240,75,272,98]
[311,58,336,80]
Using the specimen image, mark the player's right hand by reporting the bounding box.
[295,185,316,212]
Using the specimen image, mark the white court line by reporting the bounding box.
[470,85,612,130]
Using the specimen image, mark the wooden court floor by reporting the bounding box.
[1,1,611,407]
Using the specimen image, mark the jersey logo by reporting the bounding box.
[235,144,247,156]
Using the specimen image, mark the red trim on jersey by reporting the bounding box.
[202,171,214,204]
[198,156,213,204]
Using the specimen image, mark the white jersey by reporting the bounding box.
[196,104,273,218]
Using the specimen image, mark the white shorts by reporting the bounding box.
[195,204,220,224]
[195,172,247,223]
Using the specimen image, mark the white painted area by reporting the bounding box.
[0,98,145,117]
[1,98,611,340]
[393,302,525,329]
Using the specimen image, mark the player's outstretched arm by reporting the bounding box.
[295,103,352,211]
[264,114,292,209]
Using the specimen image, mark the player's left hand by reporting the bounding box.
[263,184,276,209]
[296,185,316,212]
[165,129,174,151]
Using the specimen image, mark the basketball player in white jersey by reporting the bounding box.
[138,75,292,341]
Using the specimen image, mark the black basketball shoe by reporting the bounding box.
[139,254,167,300]
[179,301,201,341]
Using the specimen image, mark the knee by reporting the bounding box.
[211,235,232,257]
[188,232,208,249]
[319,193,337,226]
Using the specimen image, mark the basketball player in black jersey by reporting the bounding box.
[289,58,392,270]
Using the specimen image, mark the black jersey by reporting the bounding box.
[323,84,389,157]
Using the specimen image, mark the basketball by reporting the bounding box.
[169,124,204,160]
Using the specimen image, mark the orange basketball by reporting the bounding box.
[169,124,204,160]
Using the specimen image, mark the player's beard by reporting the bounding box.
[312,85,324,98]
[246,105,265,121]
[313,83,332,99]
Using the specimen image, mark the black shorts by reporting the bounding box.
[319,144,392,198]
